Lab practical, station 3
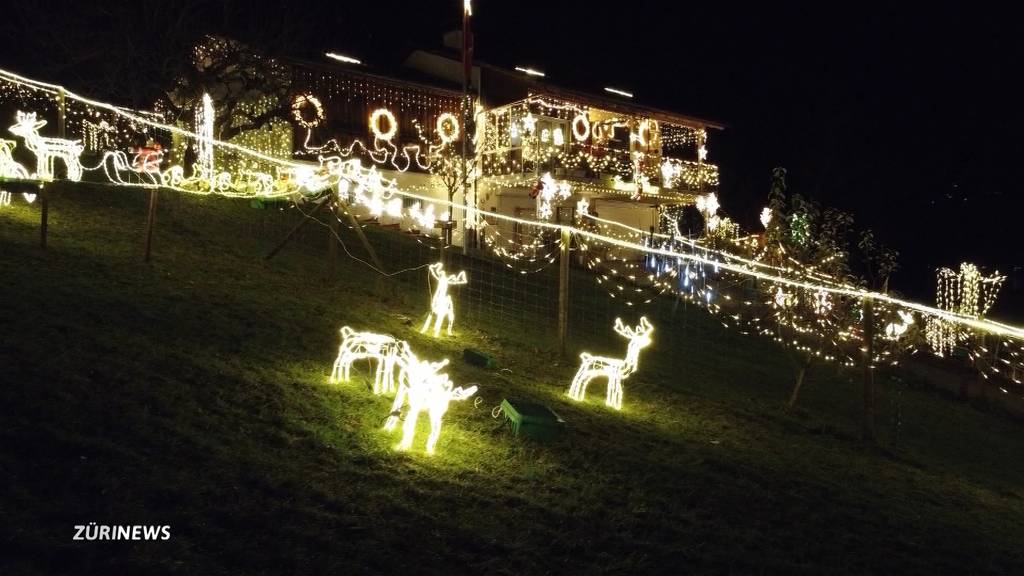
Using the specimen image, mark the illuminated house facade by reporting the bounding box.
[404,42,724,243]
[225,37,722,244]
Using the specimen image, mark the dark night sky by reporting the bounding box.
[2,1,1022,317]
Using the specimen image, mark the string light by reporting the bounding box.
[567,317,653,410]
[4,65,1024,352]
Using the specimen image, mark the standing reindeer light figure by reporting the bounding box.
[330,326,410,395]
[384,356,477,454]
[8,112,84,181]
[422,262,468,337]
[567,317,654,410]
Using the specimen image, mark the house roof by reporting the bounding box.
[408,46,726,130]
[285,54,465,98]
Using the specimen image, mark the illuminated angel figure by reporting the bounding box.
[330,326,411,395]
[567,317,654,410]
[8,111,83,181]
[422,263,468,337]
[384,356,477,454]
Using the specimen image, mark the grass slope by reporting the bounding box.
[1,186,1023,575]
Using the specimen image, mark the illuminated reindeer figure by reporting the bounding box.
[567,317,654,410]
[422,262,468,337]
[384,356,477,454]
[8,112,84,181]
[0,138,30,179]
[330,326,411,395]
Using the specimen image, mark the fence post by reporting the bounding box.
[328,198,339,279]
[39,185,49,249]
[558,226,571,356]
[862,297,875,442]
[57,88,65,139]
[143,188,158,262]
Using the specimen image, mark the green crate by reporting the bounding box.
[500,398,565,441]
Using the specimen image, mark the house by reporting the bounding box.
[220,34,723,245]
[403,36,724,245]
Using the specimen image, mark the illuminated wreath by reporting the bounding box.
[292,94,324,129]
[571,113,590,142]
[436,112,460,144]
[637,119,658,147]
[369,108,398,141]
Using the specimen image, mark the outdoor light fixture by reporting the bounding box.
[604,87,633,98]
[514,66,545,77]
[325,52,361,65]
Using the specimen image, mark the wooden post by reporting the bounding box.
[57,88,66,139]
[862,297,875,442]
[343,202,383,272]
[39,186,49,249]
[558,226,571,356]
[265,198,329,260]
[328,199,339,279]
[143,188,158,262]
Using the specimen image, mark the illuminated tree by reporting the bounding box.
[5,3,301,141]
[758,168,903,409]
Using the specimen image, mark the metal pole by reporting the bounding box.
[558,226,571,356]
[862,297,876,442]
[328,199,339,279]
[143,188,158,261]
[39,186,48,249]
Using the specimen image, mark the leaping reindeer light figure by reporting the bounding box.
[422,262,468,337]
[567,317,654,410]
[330,327,411,395]
[384,356,477,454]
[8,112,84,181]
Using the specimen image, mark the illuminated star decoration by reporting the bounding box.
[422,263,468,337]
[760,207,772,229]
[576,198,590,218]
[567,317,654,410]
[521,112,537,134]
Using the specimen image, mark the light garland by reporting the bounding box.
[422,263,468,337]
[291,94,323,129]
[435,112,459,144]
[567,317,653,410]
[369,108,398,142]
[5,65,1024,351]
[571,113,590,141]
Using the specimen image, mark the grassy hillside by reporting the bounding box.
[2,185,1023,575]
